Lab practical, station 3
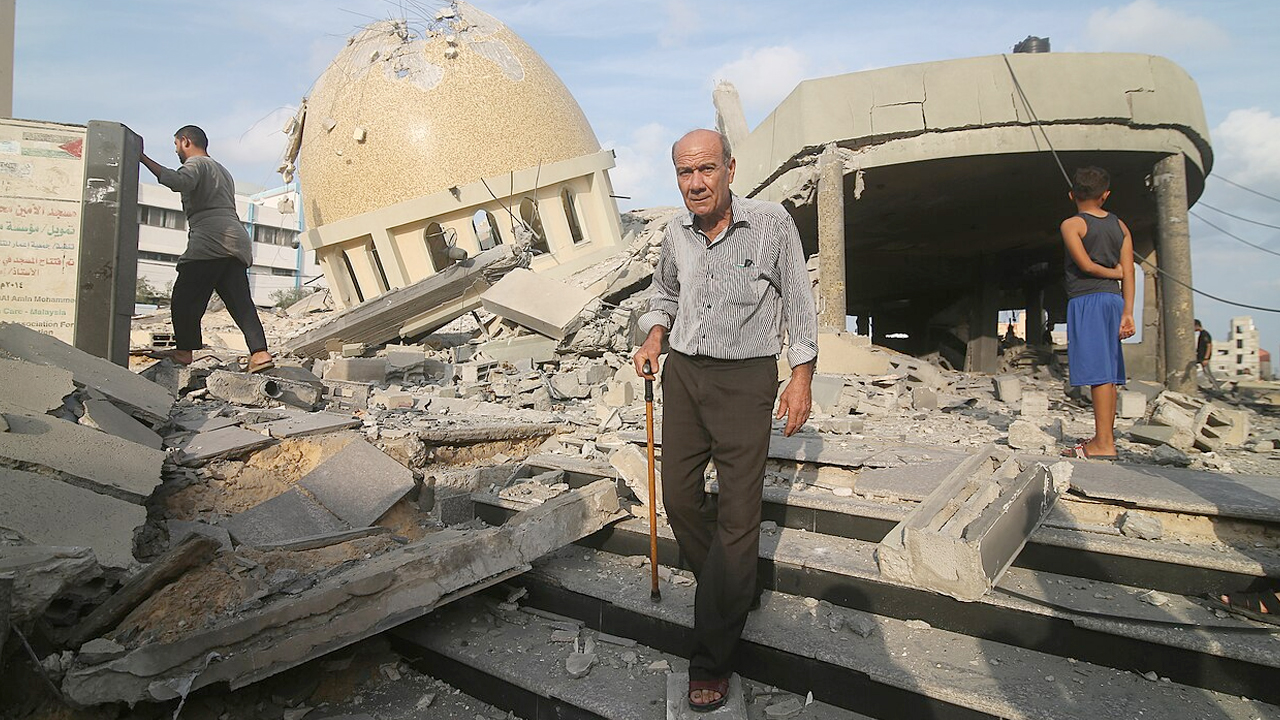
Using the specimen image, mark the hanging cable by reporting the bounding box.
[1190,211,1280,258]
[1195,202,1280,230]
[1002,55,1072,189]
[1002,57,1277,313]
[1210,174,1280,204]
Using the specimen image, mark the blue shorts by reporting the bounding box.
[1066,292,1126,387]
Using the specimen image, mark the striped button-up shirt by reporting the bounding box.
[639,195,818,368]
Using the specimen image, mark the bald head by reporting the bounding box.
[672,129,732,167]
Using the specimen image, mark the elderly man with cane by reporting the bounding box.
[633,128,817,712]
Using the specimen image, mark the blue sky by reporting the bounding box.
[13,0,1280,359]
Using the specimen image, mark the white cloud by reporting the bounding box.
[1211,108,1280,188]
[1085,0,1229,55]
[605,122,680,211]
[711,45,811,123]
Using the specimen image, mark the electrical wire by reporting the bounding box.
[1190,211,1280,259]
[1195,202,1280,230]
[1001,58,1278,314]
[1210,174,1280,204]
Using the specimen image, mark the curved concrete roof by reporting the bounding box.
[298,2,600,227]
[733,52,1212,201]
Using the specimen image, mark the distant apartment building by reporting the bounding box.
[1210,315,1262,380]
[135,181,323,307]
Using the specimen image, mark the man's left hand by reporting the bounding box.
[776,363,813,437]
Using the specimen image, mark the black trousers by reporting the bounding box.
[171,258,268,354]
[660,351,777,681]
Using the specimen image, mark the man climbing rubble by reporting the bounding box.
[632,128,817,712]
[140,125,275,373]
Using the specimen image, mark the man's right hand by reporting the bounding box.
[633,327,665,380]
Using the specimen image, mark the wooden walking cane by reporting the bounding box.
[644,360,661,603]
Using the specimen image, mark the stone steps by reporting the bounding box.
[513,548,1280,720]
[392,590,871,720]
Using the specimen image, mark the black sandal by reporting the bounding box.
[688,677,729,713]
[1204,590,1280,626]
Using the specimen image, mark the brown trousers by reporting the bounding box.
[661,351,776,681]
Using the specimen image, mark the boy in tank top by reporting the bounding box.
[1060,166,1135,460]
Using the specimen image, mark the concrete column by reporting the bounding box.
[1153,154,1196,393]
[1024,285,1044,346]
[712,81,750,151]
[965,259,1000,374]
[816,145,846,331]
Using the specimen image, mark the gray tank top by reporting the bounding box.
[1064,212,1123,299]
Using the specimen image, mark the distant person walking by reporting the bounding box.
[1059,166,1134,461]
[1195,319,1220,388]
[140,125,274,373]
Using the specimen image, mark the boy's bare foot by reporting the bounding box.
[1212,590,1280,626]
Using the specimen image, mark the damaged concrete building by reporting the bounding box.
[718,49,1210,390]
[282,2,626,314]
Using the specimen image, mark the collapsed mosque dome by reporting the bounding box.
[296,2,601,227]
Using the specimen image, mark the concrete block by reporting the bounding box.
[0,468,145,569]
[458,360,498,384]
[1006,419,1054,453]
[0,409,163,502]
[321,378,373,410]
[478,334,559,364]
[80,399,163,450]
[814,331,891,375]
[0,357,75,413]
[1126,380,1164,403]
[550,372,591,400]
[1117,390,1146,419]
[1019,391,1050,417]
[609,444,663,516]
[876,446,1059,601]
[222,487,347,547]
[176,426,276,466]
[993,375,1022,404]
[341,343,366,358]
[261,366,326,410]
[206,370,286,408]
[1128,423,1177,446]
[299,439,416,527]
[1215,407,1250,447]
[324,357,388,385]
[809,373,846,413]
[0,322,173,423]
[480,268,594,340]
[243,410,361,438]
[602,380,635,408]
[911,387,938,411]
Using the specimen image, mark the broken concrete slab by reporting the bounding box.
[299,439,416,528]
[243,409,361,438]
[876,446,1060,601]
[80,399,163,450]
[0,468,146,569]
[993,375,1022,405]
[176,425,276,466]
[480,268,594,340]
[477,333,559,364]
[62,479,624,705]
[281,245,523,358]
[609,444,663,515]
[0,356,75,413]
[1067,463,1280,523]
[0,321,173,423]
[260,365,326,410]
[1117,390,1147,419]
[221,487,348,547]
[1006,419,1055,453]
[0,546,101,626]
[809,373,846,413]
[813,332,891,376]
[1128,423,1181,447]
[0,408,163,502]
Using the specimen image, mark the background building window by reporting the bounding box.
[137,205,186,231]
[253,225,300,247]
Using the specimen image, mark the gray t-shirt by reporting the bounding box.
[157,155,253,267]
[1063,212,1123,299]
